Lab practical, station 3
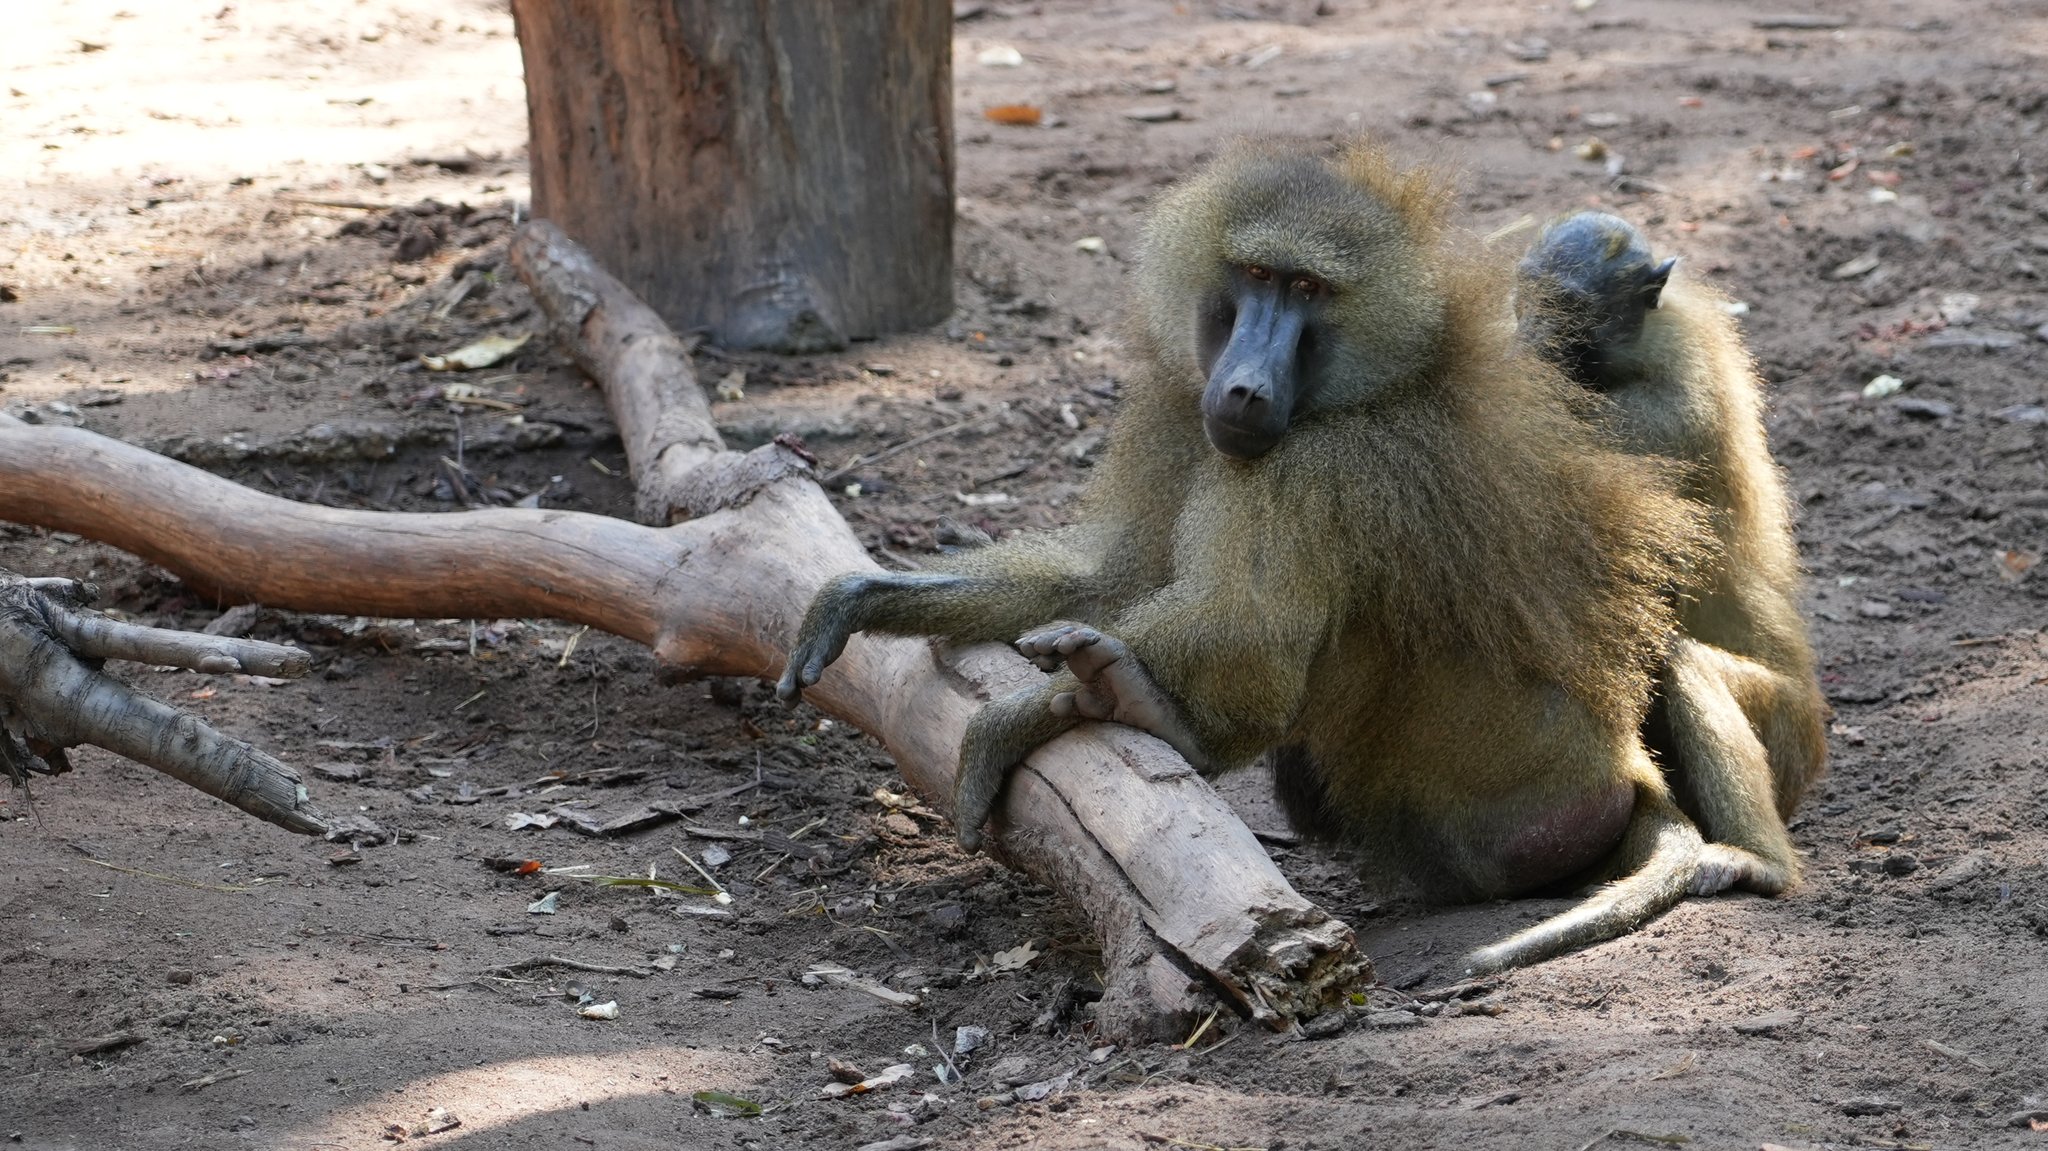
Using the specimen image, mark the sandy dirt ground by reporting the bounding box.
[4,1,2048,1148]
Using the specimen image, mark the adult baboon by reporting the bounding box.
[783,142,1715,973]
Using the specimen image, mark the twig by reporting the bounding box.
[672,846,735,905]
[1921,1036,1993,1071]
[180,1068,251,1093]
[557,624,589,667]
[932,1018,964,1083]
[822,415,994,484]
[1949,634,2009,648]
[484,955,653,979]
[1171,1007,1221,1051]
[279,195,396,211]
[85,857,259,893]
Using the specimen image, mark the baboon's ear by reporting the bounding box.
[1642,256,1680,309]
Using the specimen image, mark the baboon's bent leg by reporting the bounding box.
[1657,638,1803,895]
[954,679,1082,852]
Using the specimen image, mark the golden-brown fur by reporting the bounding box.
[783,141,1724,973]
[1517,220,1827,893]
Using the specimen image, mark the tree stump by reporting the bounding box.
[510,1,955,353]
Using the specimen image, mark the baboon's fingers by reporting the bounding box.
[1066,685,1118,721]
[773,632,840,704]
[1053,627,1103,657]
[1016,623,1083,663]
[773,660,804,705]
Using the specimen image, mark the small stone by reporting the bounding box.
[1366,1009,1424,1028]
[1892,397,1955,420]
[1881,851,1921,876]
[1299,1012,1349,1039]
[1840,1096,1903,1117]
[1731,1007,1802,1035]
[1929,851,1989,892]
[165,969,195,986]
[1856,599,1894,619]
[1124,105,1182,122]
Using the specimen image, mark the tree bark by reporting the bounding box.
[510,1,955,353]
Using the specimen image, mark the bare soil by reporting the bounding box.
[4,2,2048,1149]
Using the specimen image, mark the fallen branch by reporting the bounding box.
[485,955,654,979]
[0,570,325,834]
[0,222,1370,1038]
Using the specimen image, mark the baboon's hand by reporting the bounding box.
[775,575,867,704]
[1017,624,1197,754]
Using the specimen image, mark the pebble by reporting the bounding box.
[1881,851,1921,876]
[1840,1096,1904,1117]
[1892,397,1956,420]
[1731,1007,1802,1035]
[1124,105,1182,122]
[1299,1012,1349,1039]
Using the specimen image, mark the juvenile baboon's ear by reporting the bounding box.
[1642,256,1679,309]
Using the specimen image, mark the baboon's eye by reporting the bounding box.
[1291,276,1323,297]
[1246,264,1272,281]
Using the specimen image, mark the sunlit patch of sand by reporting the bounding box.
[284,1046,775,1148]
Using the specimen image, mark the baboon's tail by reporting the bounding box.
[1460,787,1703,976]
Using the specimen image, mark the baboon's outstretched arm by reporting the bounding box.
[777,525,1114,701]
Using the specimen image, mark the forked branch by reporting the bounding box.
[0,222,1371,1037]
[0,567,325,834]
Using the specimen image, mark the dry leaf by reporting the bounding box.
[420,332,531,371]
[984,104,1043,125]
[819,1062,914,1098]
[991,940,1040,972]
[1997,549,2039,583]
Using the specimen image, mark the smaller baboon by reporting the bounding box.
[783,141,1726,977]
[1515,211,1827,898]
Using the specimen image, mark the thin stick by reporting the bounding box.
[822,414,994,484]
[484,955,653,978]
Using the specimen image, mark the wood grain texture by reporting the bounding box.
[511,1,955,351]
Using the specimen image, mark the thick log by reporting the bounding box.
[510,1,954,353]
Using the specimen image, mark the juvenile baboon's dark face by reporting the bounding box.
[1517,211,1677,389]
